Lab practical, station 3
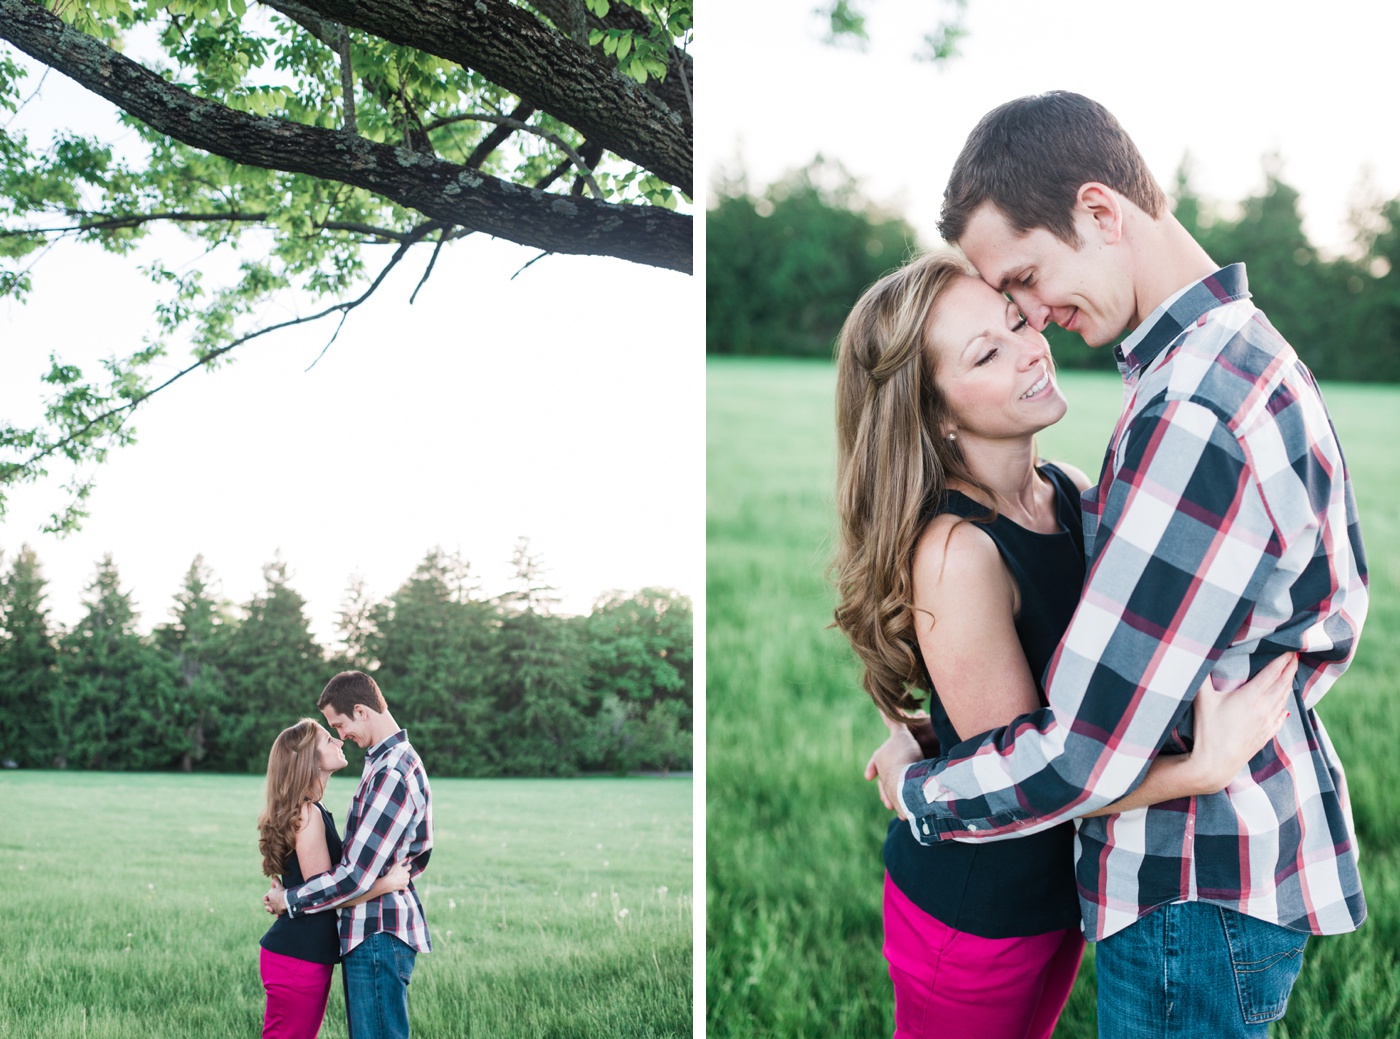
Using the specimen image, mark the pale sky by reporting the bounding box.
[705,0,1400,257]
[0,52,701,643]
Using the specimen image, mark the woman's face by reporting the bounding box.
[925,274,1068,442]
[315,725,348,775]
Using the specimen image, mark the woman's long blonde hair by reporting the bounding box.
[833,251,993,723]
[257,718,324,878]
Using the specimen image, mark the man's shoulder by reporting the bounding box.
[1145,298,1312,432]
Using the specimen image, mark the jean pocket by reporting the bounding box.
[393,938,416,986]
[1219,908,1307,1024]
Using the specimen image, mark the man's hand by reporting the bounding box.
[863,725,923,820]
[263,878,288,916]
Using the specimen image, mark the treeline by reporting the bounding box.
[707,156,1400,382]
[0,542,692,777]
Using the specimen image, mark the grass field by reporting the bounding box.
[707,356,1400,1038]
[0,771,692,1038]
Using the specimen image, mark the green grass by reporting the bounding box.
[0,771,692,1038]
[706,356,1400,1039]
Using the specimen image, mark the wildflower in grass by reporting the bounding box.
[618,908,630,918]
[448,899,456,911]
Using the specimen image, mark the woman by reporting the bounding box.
[257,719,411,1039]
[832,252,1294,1039]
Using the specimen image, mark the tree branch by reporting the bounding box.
[2,210,423,242]
[0,0,690,273]
[422,111,602,198]
[461,100,535,169]
[527,0,692,126]
[290,0,691,193]
[13,222,438,476]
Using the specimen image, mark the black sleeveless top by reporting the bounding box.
[260,801,343,964]
[884,464,1085,938]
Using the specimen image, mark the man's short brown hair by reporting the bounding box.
[318,671,386,717]
[938,91,1166,246]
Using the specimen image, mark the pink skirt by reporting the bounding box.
[883,873,1084,1039]
[260,946,334,1039]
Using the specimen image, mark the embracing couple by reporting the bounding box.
[255,671,434,1039]
[833,92,1368,1039]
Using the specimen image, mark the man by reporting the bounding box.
[874,92,1367,1037]
[265,671,433,1039]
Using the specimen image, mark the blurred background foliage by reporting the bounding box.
[707,154,1400,382]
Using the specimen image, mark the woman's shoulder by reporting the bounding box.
[297,800,326,833]
[1042,459,1092,493]
[913,511,1007,596]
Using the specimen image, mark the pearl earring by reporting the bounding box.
[947,432,957,442]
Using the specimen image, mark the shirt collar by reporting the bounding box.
[367,728,408,761]
[1113,263,1251,377]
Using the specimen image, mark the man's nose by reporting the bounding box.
[1010,290,1051,332]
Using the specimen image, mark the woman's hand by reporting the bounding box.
[263,877,286,916]
[1190,653,1298,794]
[380,860,412,892]
[864,725,923,819]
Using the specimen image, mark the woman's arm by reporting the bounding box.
[1080,654,1296,817]
[339,860,413,908]
[867,510,1296,819]
[293,802,331,876]
[868,516,1042,813]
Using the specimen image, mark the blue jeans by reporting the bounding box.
[341,931,416,1039]
[1096,902,1307,1039]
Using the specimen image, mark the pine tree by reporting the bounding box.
[214,557,326,772]
[57,554,181,770]
[153,556,231,772]
[495,539,586,775]
[368,548,500,775]
[0,545,61,767]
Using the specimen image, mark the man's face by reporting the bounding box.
[959,202,1133,348]
[321,704,372,748]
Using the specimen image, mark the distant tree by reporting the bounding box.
[367,548,500,774]
[56,554,181,769]
[0,545,60,766]
[578,587,691,771]
[213,557,325,771]
[1171,155,1390,382]
[707,157,918,357]
[330,573,377,673]
[494,538,586,774]
[153,555,232,771]
[1342,196,1400,382]
[818,0,968,62]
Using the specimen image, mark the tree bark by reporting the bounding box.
[0,0,690,273]
[527,0,692,127]
[292,0,691,194]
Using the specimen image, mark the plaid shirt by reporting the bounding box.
[286,730,434,956]
[898,264,1368,941]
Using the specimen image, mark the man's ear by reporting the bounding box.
[1076,183,1123,245]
